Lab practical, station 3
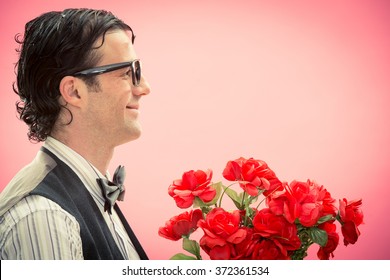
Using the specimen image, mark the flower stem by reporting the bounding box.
[218,182,238,207]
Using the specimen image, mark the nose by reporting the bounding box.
[133,75,151,96]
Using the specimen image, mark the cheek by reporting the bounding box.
[85,93,116,122]
[85,102,109,124]
[109,80,132,103]
[99,85,129,109]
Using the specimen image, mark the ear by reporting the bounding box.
[59,76,84,107]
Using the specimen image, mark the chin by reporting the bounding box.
[116,123,142,144]
[116,133,141,147]
[126,127,142,142]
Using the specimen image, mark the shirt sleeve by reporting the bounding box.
[0,195,83,260]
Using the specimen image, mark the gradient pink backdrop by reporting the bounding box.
[1,0,389,260]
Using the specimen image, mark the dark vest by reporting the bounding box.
[30,147,148,260]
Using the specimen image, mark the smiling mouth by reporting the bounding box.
[126,105,139,110]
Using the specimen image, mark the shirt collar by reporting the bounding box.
[43,136,106,206]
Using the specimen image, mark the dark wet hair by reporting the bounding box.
[13,8,134,142]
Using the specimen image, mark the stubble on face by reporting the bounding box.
[84,30,143,147]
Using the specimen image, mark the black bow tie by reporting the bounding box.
[97,165,126,214]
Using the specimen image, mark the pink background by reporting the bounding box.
[1,0,389,260]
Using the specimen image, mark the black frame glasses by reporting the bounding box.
[73,59,141,86]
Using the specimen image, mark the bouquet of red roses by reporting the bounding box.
[158,157,364,260]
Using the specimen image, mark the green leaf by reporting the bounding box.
[248,194,259,206]
[309,227,328,247]
[224,187,244,209]
[245,206,255,217]
[169,253,197,260]
[193,196,206,208]
[316,214,334,225]
[204,182,223,206]
[335,213,343,224]
[200,206,212,214]
[183,238,201,258]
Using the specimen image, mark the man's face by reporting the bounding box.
[82,30,151,147]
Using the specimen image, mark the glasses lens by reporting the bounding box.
[133,60,141,86]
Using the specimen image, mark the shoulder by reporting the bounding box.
[1,194,79,224]
[0,195,79,238]
[0,195,83,260]
[0,150,58,216]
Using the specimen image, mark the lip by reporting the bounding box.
[126,104,139,110]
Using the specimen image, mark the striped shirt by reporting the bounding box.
[0,137,140,260]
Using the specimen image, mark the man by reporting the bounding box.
[0,8,151,259]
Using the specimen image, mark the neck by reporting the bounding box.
[50,132,114,175]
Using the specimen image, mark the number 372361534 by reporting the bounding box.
[215,266,269,276]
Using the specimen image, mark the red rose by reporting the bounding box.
[292,180,337,227]
[232,228,256,260]
[267,180,337,227]
[251,239,290,260]
[267,184,299,223]
[168,169,216,208]
[158,209,203,241]
[252,208,301,256]
[290,180,325,227]
[198,208,248,259]
[317,222,339,260]
[222,157,282,196]
[341,221,360,246]
[322,189,337,216]
[339,198,364,225]
[339,198,363,246]
[203,228,255,260]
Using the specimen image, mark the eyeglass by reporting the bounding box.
[73,59,141,86]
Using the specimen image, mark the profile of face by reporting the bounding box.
[73,29,151,147]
